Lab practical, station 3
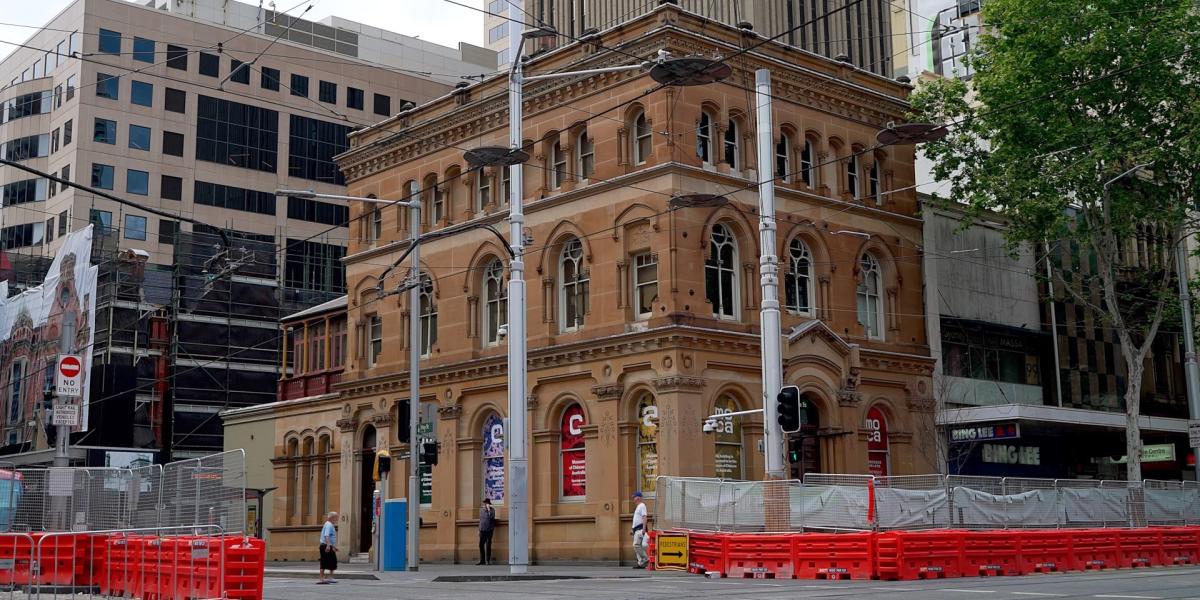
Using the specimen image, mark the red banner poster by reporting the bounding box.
[865,407,889,476]
[561,405,586,497]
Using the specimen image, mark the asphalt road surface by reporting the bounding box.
[265,565,1200,600]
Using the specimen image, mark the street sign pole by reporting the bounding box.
[53,354,83,467]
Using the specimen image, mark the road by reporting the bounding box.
[264,565,1200,600]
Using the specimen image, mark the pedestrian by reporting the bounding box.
[478,498,496,565]
[318,511,338,584]
[631,491,649,569]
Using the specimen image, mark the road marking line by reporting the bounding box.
[938,590,996,594]
[1011,593,1065,597]
[1093,596,1161,599]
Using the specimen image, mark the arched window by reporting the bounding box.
[422,174,439,227]
[551,140,566,189]
[476,170,492,211]
[558,238,588,332]
[432,182,445,223]
[847,155,860,199]
[576,130,594,179]
[723,119,739,169]
[633,111,652,165]
[712,396,744,479]
[868,159,881,204]
[308,321,326,371]
[801,139,816,187]
[483,259,507,346]
[636,395,658,496]
[317,435,330,519]
[404,180,418,231]
[560,404,586,499]
[857,253,883,339]
[775,134,791,182]
[865,406,890,476]
[419,274,437,357]
[302,437,314,520]
[784,238,814,315]
[500,165,511,206]
[482,413,505,504]
[705,223,739,320]
[697,110,714,163]
[285,438,298,524]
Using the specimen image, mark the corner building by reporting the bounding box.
[267,5,936,563]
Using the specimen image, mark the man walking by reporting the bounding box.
[632,491,649,569]
[318,512,338,583]
[478,498,496,565]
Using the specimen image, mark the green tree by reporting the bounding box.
[910,0,1200,481]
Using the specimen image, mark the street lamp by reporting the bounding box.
[462,30,730,573]
[277,188,422,571]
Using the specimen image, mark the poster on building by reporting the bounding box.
[0,226,96,445]
[482,413,505,503]
[638,400,658,495]
[713,398,743,479]
[420,463,433,505]
[865,406,889,477]
[561,404,586,498]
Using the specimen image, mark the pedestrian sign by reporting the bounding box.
[655,533,688,571]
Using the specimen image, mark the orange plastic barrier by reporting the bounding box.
[0,535,34,586]
[961,531,1022,576]
[1117,529,1164,568]
[1019,530,1075,573]
[725,534,794,579]
[1160,527,1200,565]
[792,532,874,580]
[225,537,266,600]
[875,531,965,580]
[686,532,725,575]
[1071,529,1121,571]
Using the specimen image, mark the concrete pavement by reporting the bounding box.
[264,564,1200,599]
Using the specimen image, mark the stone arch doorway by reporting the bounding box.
[359,424,377,553]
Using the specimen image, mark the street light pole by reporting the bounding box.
[408,199,422,570]
[1175,228,1200,482]
[754,69,785,480]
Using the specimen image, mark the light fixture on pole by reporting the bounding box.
[462,33,731,573]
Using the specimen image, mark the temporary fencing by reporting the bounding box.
[0,451,263,600]
[656,474,1200,533]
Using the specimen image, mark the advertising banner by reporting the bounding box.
[482,413,504,503]
[638,400,658,495]
[866,406,889,477]
[561,404,586,498]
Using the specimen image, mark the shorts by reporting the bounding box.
[319,544,337,571]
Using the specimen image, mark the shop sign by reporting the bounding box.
[1189,421,1200,448]
[981,444,1041,466]
[1109,444,1177,464]
[950,423,1020,443]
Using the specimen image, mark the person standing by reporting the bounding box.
[631,491,649,569]
[318,512,338,583]
[478,498,496,565]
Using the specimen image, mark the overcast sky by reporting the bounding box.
[0,0,486,62]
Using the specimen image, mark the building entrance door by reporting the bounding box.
[359,425,376,553]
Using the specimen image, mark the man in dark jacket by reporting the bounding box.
[478,498,496,565]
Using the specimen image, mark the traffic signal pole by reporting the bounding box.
[755,69,786,480]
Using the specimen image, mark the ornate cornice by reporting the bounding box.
[591,384,624,402]
[438,404,463,420]
[860,351,936,377]
[371,413,393,426]
[335,418,357,433]
[906,395,936,413]
[653,376,706,393]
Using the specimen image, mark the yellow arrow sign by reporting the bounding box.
[655,534,689,571]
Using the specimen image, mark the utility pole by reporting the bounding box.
[1175,228,1200,481]
[408,200,422,570]
[754,68,785,480]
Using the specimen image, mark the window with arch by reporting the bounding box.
[801,138,816,187]
[419,274,437,357]
[636,395,658,496]
[633,110,651,165]
[285,438,299,523]
[705,223,739,320]
[723,119,739,168]
[317,435,330,518]
[784,238,814,315]
[483,259,507,346]
[476,170,492,211]
[551,140,566,189]
[847,154,861,198]
[302,438,314,519]
[560,404,587,499]
[576,130,594,179]
[404,180,419,231]
[482,413,505,503]
[868,159,882,203]
[432,182,445,223]
[422,175,438,227]
[775,134,791,182]
[857,253,883,339]
[500,165,511,206]
[558,238,589,332]
[712,396,744,480]
[697,110,714,163]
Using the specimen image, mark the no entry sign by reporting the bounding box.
[55,354,83,397]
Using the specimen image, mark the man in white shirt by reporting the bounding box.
[631,491,649,569]
[318,512,338,584]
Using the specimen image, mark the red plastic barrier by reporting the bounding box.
[687,532,725,575]
[1117,529,1164,568]
[78,533,109,587]
[1019,530,1075,573]
[725,534,794,579]
[1160,527,1200,565]
[225,537,266,600]
[31,532,82,586]
[961,531,1022,576]
[793,532,874,580]
[875,530,964,580]
[1070,529,1121,571]
[0,535,34,586]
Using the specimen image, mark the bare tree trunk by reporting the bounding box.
[1124,358,1144,482]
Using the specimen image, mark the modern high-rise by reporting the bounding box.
[485,0,900,76]
[0,0,496,464]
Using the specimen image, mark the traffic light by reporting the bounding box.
[787,437,802,464]
[396,400,411,443]
[373,449,391,481]
[421,441,439,466]
[776,385,802,433]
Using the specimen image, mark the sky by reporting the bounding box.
[0,0,486,62]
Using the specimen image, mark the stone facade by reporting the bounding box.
[256,5,936,563]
